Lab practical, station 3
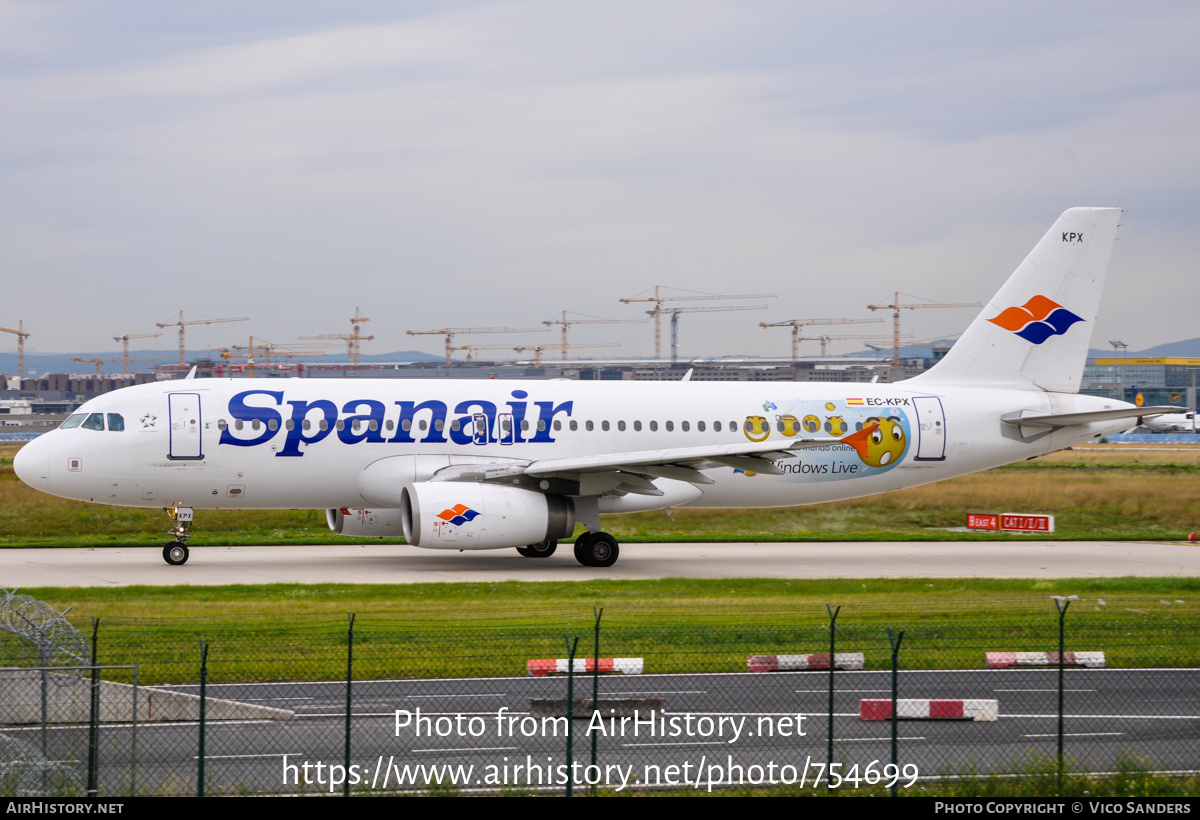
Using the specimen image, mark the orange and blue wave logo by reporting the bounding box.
[987,295,1083,344]
[436,504,480,526]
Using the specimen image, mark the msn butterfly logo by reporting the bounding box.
[436,504,480,526]
[987,295,1084,345]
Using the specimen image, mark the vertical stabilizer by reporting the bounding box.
[911,207,1120,393]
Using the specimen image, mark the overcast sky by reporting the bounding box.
[3,1,1198,362]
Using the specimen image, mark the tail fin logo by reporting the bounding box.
[987,295,1084,345]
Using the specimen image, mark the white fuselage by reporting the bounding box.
[14,376,1132,512]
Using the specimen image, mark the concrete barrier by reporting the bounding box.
[747,653,864,672]
[860,698,998,722]
[527,658,643,676]
[986,651,1105,669]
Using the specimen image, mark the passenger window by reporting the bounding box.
[268,419,278,431]
[698,420,706,432]
[714,421,721,432]
[336,420,345,431]
[236,420,244,431]
[617,420,626,432]
[553,420,561,431]
[450,419,461,432]
[584,420,593,431]
[419,420,427,431]
[217,419,227,431]
[402,419,411,432]
[106,414,125,431]
[570,420,578,431]
[649,421,658,432]
[82,413,104,431]
[286,420,295,431]
[252,420,261,431]
[634,420,642,431]
[386,420,394,431]
[537,420,546,432]
[434,419,444,431]
[60,414,85,429]
[681,421,689,432]
[665,421,674,432]
[320,419,330,431]
[302,419,311,431]
[369,420,379,432]
[601,420,610,432]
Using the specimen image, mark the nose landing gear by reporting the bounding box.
[162,503,194,565]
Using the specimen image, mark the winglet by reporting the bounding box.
[184,366,197,380]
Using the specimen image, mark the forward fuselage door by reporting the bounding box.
[911,395,946,461]
[168,392,203,460]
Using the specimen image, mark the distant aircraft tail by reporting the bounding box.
[911,207,1121,393]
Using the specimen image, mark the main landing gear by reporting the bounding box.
[162,503,194,566]
[573,531,619,567]
[516,539,558,558]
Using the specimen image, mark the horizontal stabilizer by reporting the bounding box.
[1001,406,1178,430]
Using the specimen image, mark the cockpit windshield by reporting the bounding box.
[60,412,124,431]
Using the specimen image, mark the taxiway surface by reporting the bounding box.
[1,540,1196,587]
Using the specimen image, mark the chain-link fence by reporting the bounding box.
[1,600,1197,796]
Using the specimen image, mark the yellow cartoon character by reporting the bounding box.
[743,415,770,442]
[825,402,836,411]
[824,416,848,437]
[802,414,821,433]
[841,416,907,467]
[776,414,801,436]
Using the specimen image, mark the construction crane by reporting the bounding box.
[0,321,30,378]
[71,356,156,377]
[300,309,376,368]
[407,327,548,365]
[791,333,907,357]
[541,311,646,360]
[867,292,982,367]
[112,331,163,373]
[156,312,250,366]
[759,317,885,362]
[620,287,776,359]
[661,304,770,364]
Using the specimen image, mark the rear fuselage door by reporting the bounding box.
[168,392,203,460]
[911,395,946,461]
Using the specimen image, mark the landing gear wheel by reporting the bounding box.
[573,531,619,567]
[517,539,557,558]
[163,543,189,566]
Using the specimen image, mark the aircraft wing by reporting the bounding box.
[425,437,842,494]
[1001,406,1179,429]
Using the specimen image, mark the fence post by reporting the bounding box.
[1052,595,1077,791]
[887,627,904,798]
[198,640,208,798]
[87,617,99,797]
[564,635,579,798]
[344,612,355,798]
[825,604,840,793]
[590,607,603,796]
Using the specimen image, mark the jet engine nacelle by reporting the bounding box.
[400,482,575,550]
[325,507,407,537]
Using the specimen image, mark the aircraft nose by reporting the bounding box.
[13,436,49,492]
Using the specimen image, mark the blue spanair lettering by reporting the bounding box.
[450,400,497,445]
[220,390,283,447]
[389,400,448,443]
[530,400,572,442]
[277,399,338,457]
[339,400,387,444]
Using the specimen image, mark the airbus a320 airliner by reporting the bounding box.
[13,208,1172,567]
